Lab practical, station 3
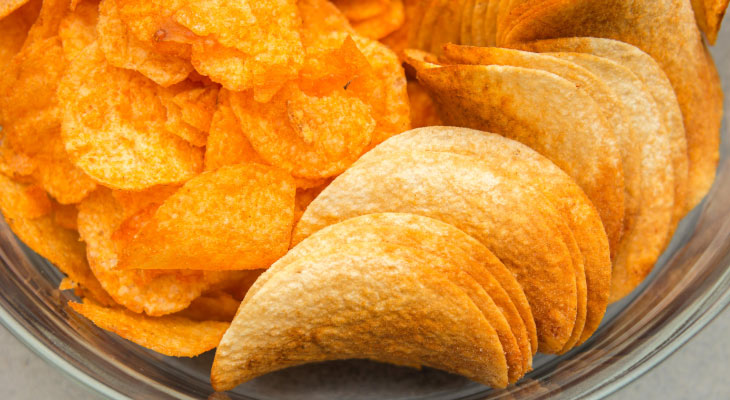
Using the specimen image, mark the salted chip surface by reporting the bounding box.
[70,301,229,357]
[258,213,532,379]
[294,150,578,354]
[97,0,193,87]
[364,127,611,346]
[159,80,219,147]
[212,242,509,391]
[548,53,674,302]
[58,42,203,190]
[58,0,98,59]
[408,58,625,254]
[77,189,232,316]
[512,37,688,230]
[498,0,723,211]
[0,0,40,68]
[117,163,295,271]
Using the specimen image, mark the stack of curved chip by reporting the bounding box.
[211,127,613,390]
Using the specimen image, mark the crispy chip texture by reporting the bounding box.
[58,42,203,190]
[97,0,193,87]
[408,57,625,254]
[498,0,723,212]
[363,127,610,346]
[0,0,39,68]
[212,242,509,391]
[117,164,295,271]
[257,212,533,380]
[70,301,229,356]
[294,150,578,354]
[77,189,234,315]
[175,291,240,322]
[0,0,30,19]
[350,0,405,40]
[58,0,98,59]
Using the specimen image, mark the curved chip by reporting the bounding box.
[0,0,30,19]
[498,0,723,211]
[294,150,578,354]
[407,81,442,128]
[691,0,729,44]
[512,37,688,230]
[407,57,626,254]
[351,0,405,40]
[0,0,40,69]
[58,42,203,190]
[70,301,229,357]
[212,242,509,391]
[117,163,295,271]
[363,127,611,347]
[257,212,533,379]
[58,0,98,59]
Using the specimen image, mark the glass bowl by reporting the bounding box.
[1,32,729,400]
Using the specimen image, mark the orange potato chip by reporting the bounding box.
[0,174,51,219]
[97,0,193,87]
[58,42,203,190]
[114,0,304,100]
[407,56,626,254]
[111,185,180,218]
[351,0,405,40]
[691,0,729,44]
[380,0,418,55]
[175,291,240,322]
[498,0,723,211]
[58,0,98,59]
[0,0,40,69]
[159,80,219,147]
[52,201,78,231]
[294,150,578,354]
[31,136,98,204]
[203,90,266,172]
[212,242,509,390]
[117,163,296,271]
[69,301,229,357]
[77,189,236,315]
[0,0,30,19]
[261,213,533,380]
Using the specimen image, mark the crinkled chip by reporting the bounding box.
[70,301,229,357]
[58,42,203,190]
[77,188,235,316]
[117,163,296,271]
[294,150,578,354]
[97,0,193,87]
[159,80,219,147]
[212,242,509,391]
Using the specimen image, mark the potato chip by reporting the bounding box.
[511,38,689,230]
[0,0,30,19]
[350,0,404,40]
[203,90,266,171]
[212,242,509,390]
[111,185,179,218]
[52,201,78,231]
[159,80,219,147]
[69,301,229,357]
[117,163,295,271]
[498,0,723,211]
[259,213,533,379]
[58,0,98,59]
[229,82,375,180]
[31,135,98,204]
[77,189,235,315]
[176,291,240,322]
[97,0,193,87]
[380,0,418,54]
[407,81,442,128]
[362,127,611,346]
[407,57,626,254]
[0,0,40,69]
[114,0,304,100]
[692,0,729,44]
[547,53,674,302]
[58,42,203,190]
[294,150,578,354]
[0,174,51,219]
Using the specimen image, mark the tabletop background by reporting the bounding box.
[0,305,728,399]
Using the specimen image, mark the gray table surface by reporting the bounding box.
[0,306,727,399]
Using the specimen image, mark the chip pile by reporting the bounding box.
[0,0,726,393]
